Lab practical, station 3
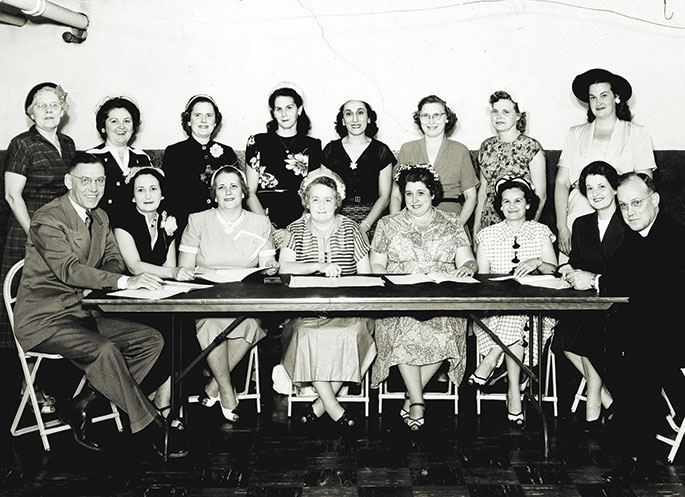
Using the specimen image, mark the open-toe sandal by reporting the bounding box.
[407,402,425,431]
[400,392,410,421]
[507,411,524,426]
[157,405,185,430]
[300,403,321,424]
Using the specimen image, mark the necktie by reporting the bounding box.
[85,210,92,234]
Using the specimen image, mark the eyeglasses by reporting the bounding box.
[509,236,521,274]
[618,193,654,211]
[33,102,62,112]
[418,112,445,121]
[69,173,106,187]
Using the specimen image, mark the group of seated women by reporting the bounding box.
[1,67,657,431]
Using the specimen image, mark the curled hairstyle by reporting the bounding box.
[68,151,103,174]
[493,178,539,220]
[617,172,657,194]
[397,167,444,206]
[412,95,458,136]
[586,80,632,123]
[489,91,526,132]
[130,167,167,197]
[578,161,619,197]
[267,87,311,135]
[334,100,379,138]
[211,166,249,201]
[300,176,343,211]
[181,95,223,136]
[25,82,69,116]
[96,97,141,141]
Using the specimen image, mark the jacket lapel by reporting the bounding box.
[61,195,90,262]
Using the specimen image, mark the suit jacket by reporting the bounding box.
[568,209,627,274]
[14,194,126,351]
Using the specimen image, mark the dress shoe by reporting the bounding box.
[146,417,189,459]
[58,387,102,452]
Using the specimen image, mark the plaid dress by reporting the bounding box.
[0,127,74,347]
[474,220,557,365]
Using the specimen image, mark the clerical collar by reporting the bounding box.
[639,212,658,237]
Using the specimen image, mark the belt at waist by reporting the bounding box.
[441,196,465,204]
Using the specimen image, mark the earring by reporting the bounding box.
[615,97,620,104]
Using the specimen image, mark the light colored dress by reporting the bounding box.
[281,214,376,385]
[179,208,275,348]
[371,208,469,387]
[477,134,542,230]
[474,220,557,364]
[558,120,656,230]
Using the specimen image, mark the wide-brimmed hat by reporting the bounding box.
[572,68,632,103]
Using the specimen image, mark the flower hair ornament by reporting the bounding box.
[124,166,165,185]
[494,175,534,193]
[394,163,440,183]
[210,165,247,186]
[299,167,346,201]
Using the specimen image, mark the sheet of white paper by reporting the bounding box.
[386,273,479,285]
[489,274,571,289]
[195,267,263,283]
[427,272,480,284]
[108,281,213,300]
[288,275,385,288]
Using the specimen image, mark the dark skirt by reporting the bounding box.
[551,311,607,368]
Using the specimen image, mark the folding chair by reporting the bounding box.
[656,369,685,463]
[287,371,371,418]
[5,260,123,451]
[187,346,262,413]
[377,363,459,415]
[474,339,558,417]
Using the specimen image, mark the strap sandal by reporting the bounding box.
[507,411,524,426]
[407,402,425,431]
[467,370,494,387]
[219,400,239,422]
[199,389,220,408]
[157,405,185,430]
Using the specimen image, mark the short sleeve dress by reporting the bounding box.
[558,120,657,230]
[370,208,470,387]
[0,126,75,347]
[474,220,557,364]
[320,138,396,229]
[179,208,275,349]
[396,138,479,215]
[246,132,322,228]
[162,137,240,240]
[477,134,543,229]
[280,214,376,385]
[87,143,153,217]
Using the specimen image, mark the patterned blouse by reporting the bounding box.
[476,220,555,274]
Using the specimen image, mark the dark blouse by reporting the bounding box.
[110,205,174,267]
[321,139,396,205]
[162,137,239,237]
[246,132,322,228]
[87,143,152,216]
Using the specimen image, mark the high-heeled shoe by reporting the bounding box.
[507,411,524,426]
[406,403,425,431]
[219,400,239,422]
[199,389,220,408]
[468,370,494,387]
[334,411,355,428]
[300,403,321,424]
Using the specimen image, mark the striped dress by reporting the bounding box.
[0,127,75,347]
[280,214,377,385]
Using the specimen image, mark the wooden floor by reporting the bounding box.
[2,335,685,497]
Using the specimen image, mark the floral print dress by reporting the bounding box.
[371,209,470,387]
[477,134,542,229]
[245,132,321,229]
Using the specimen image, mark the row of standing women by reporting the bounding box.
[1,69,657,429]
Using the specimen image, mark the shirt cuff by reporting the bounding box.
[117,276,129,290]
[179,244,198,254]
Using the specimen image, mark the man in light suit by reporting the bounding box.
[14,151,187,458]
